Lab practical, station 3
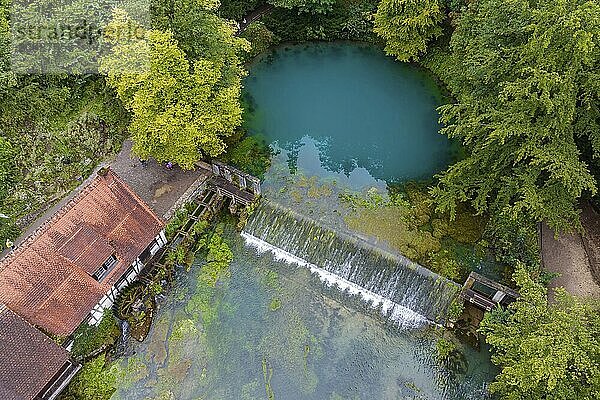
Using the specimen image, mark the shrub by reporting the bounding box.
[446,297,464,321]
[241,21,280,60]
[61,356,117,400]
[71,310,121,359]
[222,135,273,179]
[435,338,457,363]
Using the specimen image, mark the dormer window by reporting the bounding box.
[93,255,118,282]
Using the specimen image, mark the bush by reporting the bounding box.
[480,263,600,399]
[222,135,273,178]
[165,208,190,240]
[0,137,17,200]
[484,213,542,281]
[262,0,379,43]
[61,356,117,400]
[71,310,121,359]
[0,217,19,251]
[435,338,457,363]
[446,297,464,321]
[219,0,263,20]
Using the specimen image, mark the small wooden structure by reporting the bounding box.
[208,161,260,212]
[461,272,519,312]
[166,163,261,250]
[210,161,261,197]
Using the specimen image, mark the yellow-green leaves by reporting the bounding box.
[100,10,246,169]
[480,263,600,399]
[374,0,444,62]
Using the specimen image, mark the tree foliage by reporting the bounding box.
[0,136,16,201]
[0,137,19,249]
[71,310,121,359]
[374,0,444,61]
[100,10,249,168]
[0,0,16,94]
[480,263,600,399]
[269,0,336,14]
[430,0,600,232]
[61,356,117,400]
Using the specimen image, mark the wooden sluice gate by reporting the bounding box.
[461,272,519,312]
[447,273,520,344]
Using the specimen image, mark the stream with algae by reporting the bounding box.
[111,230,496,400]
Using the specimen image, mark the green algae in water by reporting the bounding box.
[111,231,496,400]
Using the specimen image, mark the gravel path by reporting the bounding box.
[111,140,210,219]
[542,204,600,299]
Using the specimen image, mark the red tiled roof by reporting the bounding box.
[0,304,71,400]
[0,169,164,336]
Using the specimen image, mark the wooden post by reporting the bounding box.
[223,168,232,182]
[238,175,247,191]
[212,163,221,176]
[252,179,261,196]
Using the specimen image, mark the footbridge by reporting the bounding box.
[204,161,260,206]
[170,160,261,219]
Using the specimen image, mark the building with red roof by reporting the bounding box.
[0,304,80,400]
[0,168,166,336]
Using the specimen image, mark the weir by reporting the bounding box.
[242,201,461,327]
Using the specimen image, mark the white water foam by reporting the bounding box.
[241,231,430,329]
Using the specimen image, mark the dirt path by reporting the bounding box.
[581,203,600,286]
[542,205,600,299]
[236,4,274,35]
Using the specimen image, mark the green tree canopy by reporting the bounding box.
[0,0,16,94]
[480,263,600,399]
[268,0,336,14]
[430,0,600,232]
[373,0,444,61]
[0,137,19,250]
[100,10,249,168]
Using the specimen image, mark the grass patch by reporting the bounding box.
[71,310,121,360]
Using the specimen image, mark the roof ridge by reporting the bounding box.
[0,167,165,336]
[0,175,102,270]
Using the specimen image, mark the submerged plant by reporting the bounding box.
[446,297,465,322]
[269,297,281,311]
[435,338,457,363]
[262,357,276,400]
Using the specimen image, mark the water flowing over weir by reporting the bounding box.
[242,201,461,328]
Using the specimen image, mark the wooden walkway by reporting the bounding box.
[205,161,260,206]
[210,176,255,205]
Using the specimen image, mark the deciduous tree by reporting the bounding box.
[373,0,444,61]
[269,0,336,14]
[480,263,600,399]
[0,0,16,93]
[0,136,15,200]
[100,10,249,168]
[431,0,600,232]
